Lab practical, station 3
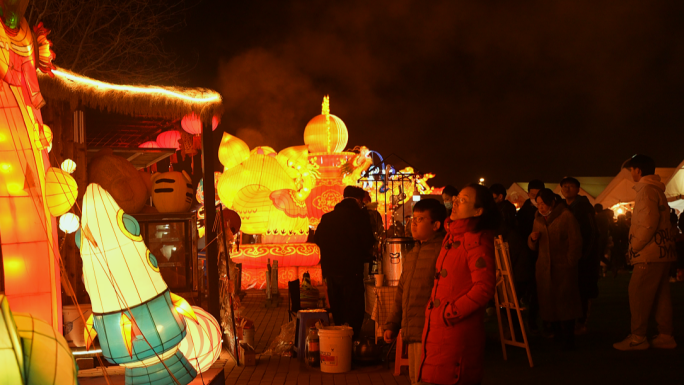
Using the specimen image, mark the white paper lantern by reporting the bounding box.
[61,159,77,174]
[178,306,222,373]
[59,213,80,234]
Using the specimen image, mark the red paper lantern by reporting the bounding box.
[212,116,220,131]
[181,113,202,135]
[139,141,159,148]
[156,130,181,150]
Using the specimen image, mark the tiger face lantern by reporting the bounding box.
[151,171,193,212]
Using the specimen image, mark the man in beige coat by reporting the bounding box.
[614,155,677,351]
[383,199,446,384]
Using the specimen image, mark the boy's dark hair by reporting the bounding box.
[528,179,545,192]
[560,177,580,188]
[442,185,459,197]
[622,154,656,176]
[467,184,501,232]
[489,183,507,198]
[413,199,447,231]
[594,204,604,213]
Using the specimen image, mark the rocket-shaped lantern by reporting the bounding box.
[76,183,198,385]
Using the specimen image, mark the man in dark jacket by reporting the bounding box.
[516,179,544,332]
[383,199,446,384]
[491,183,531,302]
[561,177,600,335]
[315,186,375,339]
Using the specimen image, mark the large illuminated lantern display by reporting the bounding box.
[303,96,372,229]
[77,184,220,384]
[0,2,64,329]
[216,97,416,289]
[216,133,323,288]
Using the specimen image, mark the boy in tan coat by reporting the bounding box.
[614,155,677,350]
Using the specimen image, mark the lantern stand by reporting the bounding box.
[201,120,221,324]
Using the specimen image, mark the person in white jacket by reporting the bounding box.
[614,155,677,351]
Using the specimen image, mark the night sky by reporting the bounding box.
[170,0,684,188]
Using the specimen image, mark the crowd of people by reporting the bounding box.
[313,154,682,385]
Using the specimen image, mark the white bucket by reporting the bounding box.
[62,305,92,347]
[318,325,354,373]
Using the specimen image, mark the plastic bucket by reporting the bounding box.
[62,304,92,347]
[318,326,354,373]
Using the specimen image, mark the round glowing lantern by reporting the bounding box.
[303,96,348,154]
[181,112,202,135]
[218,132,250,171]
[13,312,79,385]
[178,306,222,373]
[59,213,80,234]
[232,185,272,234]
[45,167,78,216]
[139,141,160,148]
[61,159,77,174]
[156,130,181,150]
[217,150,295,208]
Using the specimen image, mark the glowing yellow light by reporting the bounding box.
[60,159,77,174]
[120,312,135,357]
[479,178,485,182]
[0,133,6,141]
[52,69,221,103]
[6,183,23,194]
[84,313,98,350]
[617,208,624,214]
[3,256,26,277]
[171,292,198,323]
[0,163,11,172]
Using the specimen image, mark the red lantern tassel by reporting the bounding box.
[193,135,202,150]
[170,153,178,164]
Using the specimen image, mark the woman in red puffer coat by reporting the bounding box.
[418,184,500,385]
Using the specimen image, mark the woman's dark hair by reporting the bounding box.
[536,188,558,207]
[466,183,501,232]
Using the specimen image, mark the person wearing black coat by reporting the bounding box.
[516,179,545,332]
[314,186,376,339]
[561,177,600,334]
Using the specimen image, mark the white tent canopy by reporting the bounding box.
[507,177,612,207]
[595,167,676,209]
[664,160,684,212]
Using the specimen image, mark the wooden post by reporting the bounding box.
[202,121,220,321]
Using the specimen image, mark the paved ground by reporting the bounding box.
[224,289,410,385]
[224,272,684,385]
